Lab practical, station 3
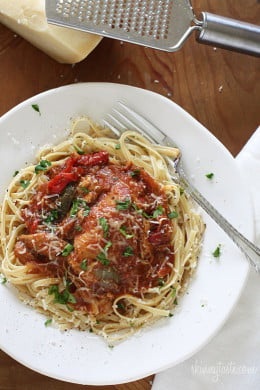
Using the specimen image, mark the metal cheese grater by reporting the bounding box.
[45,0,260,56]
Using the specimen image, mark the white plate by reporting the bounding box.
[0,83,253,385]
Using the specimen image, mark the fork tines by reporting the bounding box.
[103,102,167,145]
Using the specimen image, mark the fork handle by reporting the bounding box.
[176,171,260,273]
[197,12,260,57]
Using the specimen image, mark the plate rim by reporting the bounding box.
[0,82,253,385]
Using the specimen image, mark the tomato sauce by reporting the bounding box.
[14,152,175,315]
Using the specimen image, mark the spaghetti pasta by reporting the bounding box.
[0,118,205,344]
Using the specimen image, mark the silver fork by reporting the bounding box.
[103,102,260,273]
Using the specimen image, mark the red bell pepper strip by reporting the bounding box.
[63,154,79,172]
[48,171,81,194]
[48,151,109,194]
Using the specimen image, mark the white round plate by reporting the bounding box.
[0,83,253,385]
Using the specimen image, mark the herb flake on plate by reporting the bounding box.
[32,104,41,115]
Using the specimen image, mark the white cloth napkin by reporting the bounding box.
[152,127,260,390]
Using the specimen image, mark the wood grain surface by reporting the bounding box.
[0,1,259,389]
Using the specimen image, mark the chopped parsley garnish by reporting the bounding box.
[213,244,221,258]
[142,207,164,219]
[73,145,85,155]
[123,246,134,257]
[104,241,112,252]
[169,313,174,317]
[206,172,214,179]
[142,211,151,219]
[79,199,88,208]
[32,104,40,114]
[174,298,178,305]
[83,207,90,217]
[61,243,74,256]
[97,252,110,266]
[97,241,112,266]
[44,209,59,223]
[75,225,83,232]
[171,286,177,297]
[168,211,178,219]
[116,301,125,311]
[79,186,90,194]
[158,278,165,287]
[99,217,109,238]
[119,226,134,239]
[44,319,52,327]
[70,199,79,217]
[153,205,164,218]
[66,304,74,312]
[115,144,121,150]
[130,169,140,177]
[1,277,7,284]
[70,198,90,217]
[139,205,165,220]
[115,198,131,210]
[132,203,140,211]
[80,259,88,271]
[35,160,51,174]
[13,170,19,177]
[180,188,184,195]
[20,180,30,189]
[48,283,76,306]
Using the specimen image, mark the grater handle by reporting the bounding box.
[197,12,260,57]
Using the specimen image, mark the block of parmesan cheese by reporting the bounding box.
[0,0,102,63]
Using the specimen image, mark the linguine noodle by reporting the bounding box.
[0,118,205,344]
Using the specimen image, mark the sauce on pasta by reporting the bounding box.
[14,152,175,316]
[0,120,205,343]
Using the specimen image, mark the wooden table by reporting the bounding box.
[0,1,259,389]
